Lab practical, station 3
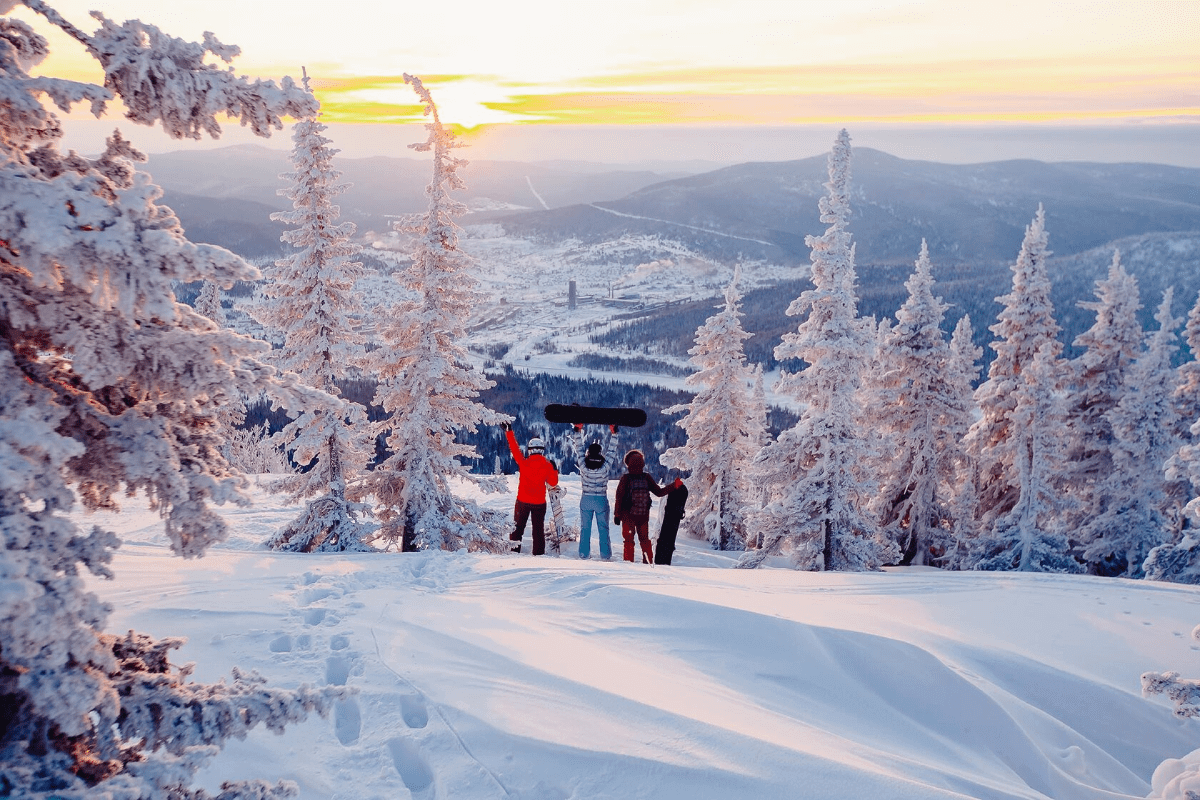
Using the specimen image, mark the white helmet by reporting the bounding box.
[527,437,545,453]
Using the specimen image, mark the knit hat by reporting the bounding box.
[527,437,545,453]
[584,441,605,469]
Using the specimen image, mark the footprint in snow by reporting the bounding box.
[334,697,362,746]
[400,694,429,729]
[387,737,434,796]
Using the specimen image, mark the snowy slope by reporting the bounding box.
[77,479,1200,800]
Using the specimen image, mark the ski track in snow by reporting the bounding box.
[78,483,1200,800]
[588,203,777,247]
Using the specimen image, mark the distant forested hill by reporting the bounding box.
[590,230,1200,374]
[499,149,1200,267]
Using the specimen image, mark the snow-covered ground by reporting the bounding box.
[76,477,1200,800]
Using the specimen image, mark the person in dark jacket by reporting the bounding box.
[505,424,559,555]
[613,449,682,563]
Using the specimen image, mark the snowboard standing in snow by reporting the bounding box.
[544,404,647,428]
[546,485,572,554]
[654,483,689,565]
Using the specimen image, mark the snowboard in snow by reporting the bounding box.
[654,483,688,566]
[547,485,571,555]
[544,404,647,428]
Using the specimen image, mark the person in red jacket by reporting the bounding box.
[504,423,559,555]
[613,448,682,563]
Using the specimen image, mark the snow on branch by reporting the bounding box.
[21,0,316,139]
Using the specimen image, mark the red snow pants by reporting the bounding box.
[621,519,653,563]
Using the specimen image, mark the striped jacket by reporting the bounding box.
[571,428,618,497]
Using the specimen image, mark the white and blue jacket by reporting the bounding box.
[571,428,618,497]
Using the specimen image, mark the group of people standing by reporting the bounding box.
[502,423,684,562]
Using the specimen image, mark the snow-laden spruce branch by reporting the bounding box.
[1,4,341,797]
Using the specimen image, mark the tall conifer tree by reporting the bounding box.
[873,241,961,565]
[966,206,1063,532]
[250,71,375,552]
[662,267,757,550]
[740,130,893,571]
[355,75,509,552]
[1089,290,1181,576]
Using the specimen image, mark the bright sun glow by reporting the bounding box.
[10,0,1199,129]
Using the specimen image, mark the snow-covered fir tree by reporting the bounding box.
[872,241,963,566]
[1086,290,1181,577]
[661,267,758,551]
[1166,291,1200,527]
[1175,291,1200,439]
[739,130,894,571]
[194,280,226,325]
[249,71,375,553]
[0,3,337,797]
[1147,418,1200,582]
[965,205,1064,536]
[1060,252,1144,570]
[943,315,983,569]
[354,74,509,553]
[971,343,1078,572]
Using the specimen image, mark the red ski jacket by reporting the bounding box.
[507,429,559,504]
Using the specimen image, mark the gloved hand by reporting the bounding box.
[501,421,512,432]
[573,423,584,431]
[610,424,619,434]
[613,515,621,525]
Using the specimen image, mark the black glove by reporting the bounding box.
[610,424,619,434]
[501,421,512,432]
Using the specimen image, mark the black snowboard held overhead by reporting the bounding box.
[544,404,647,428]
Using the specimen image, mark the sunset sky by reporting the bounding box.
[11,0,1199,161]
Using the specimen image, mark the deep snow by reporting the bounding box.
[76,476,1200,800]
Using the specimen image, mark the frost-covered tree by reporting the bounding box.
[1165,292,1200,530]
[1174,291,1200,439]
[194,280,226,325]
[872,241,968,566]
[740,130,893,571]
[971,343,1078,572]
[1059,251,1143,564]
[965,205,1063,533]
[661,267,757,550]
[1080,290,1180,576]
[354,74,509,553]
[0,3,335,797]
[942,316,983,568]
[1148,413,1200,583]
[249,71,375,553]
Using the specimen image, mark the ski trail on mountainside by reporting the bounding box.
[588,203,776,246]
[525,177,550,210]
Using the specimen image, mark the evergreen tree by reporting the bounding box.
[1166,291,1200,529]
[965,205,1063,533]
[354,74,509,553]
[1060,252,1143,567]
[194,280,226,325]
[739,130,894,571]
[1175,291,1200,439]
[661,267,757,551]
[1087,290,1180,577]
[0,4,334,797]
[872,241,961,566]
[971,344,1078,572]
[943,316,983,568]
[249,71,375,552]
